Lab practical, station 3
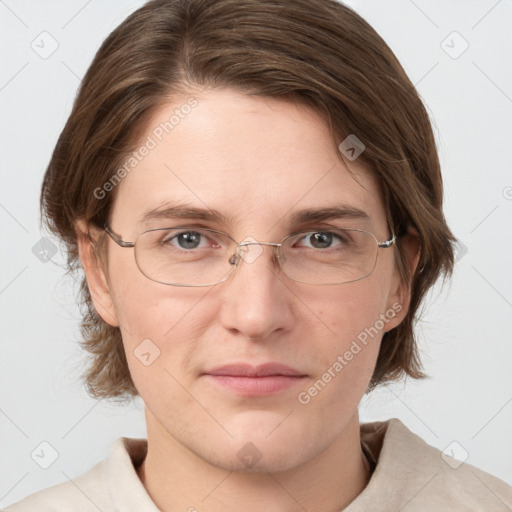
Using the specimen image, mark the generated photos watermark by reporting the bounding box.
[93,97,198,200]
[297,302,402,405]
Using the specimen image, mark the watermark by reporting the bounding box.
[441,440,469,469]
[31,441,59,469]
[31,31,59,60]
[32,236,58,263]
[93,97,198,200]
[503,186,512,200]
[237,237,264,264]
[441,31,469,60]
[134,338,161,366]
[453,239,468,262]
[338,134,365,161]
[297,302,402,405]
[237,442,262,468]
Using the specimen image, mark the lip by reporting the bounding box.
[202,363,308,396]
[204,362,306,377]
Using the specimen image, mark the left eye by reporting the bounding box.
[296,231,346,249]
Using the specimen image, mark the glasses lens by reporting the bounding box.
[280,228,378,285]
[134,228,236,286]
[133,227,379,286]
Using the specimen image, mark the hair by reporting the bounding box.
[41,0,455,402]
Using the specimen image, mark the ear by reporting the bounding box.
[384,227,421,332]
[75,219,119,327]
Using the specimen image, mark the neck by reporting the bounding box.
[136,409,371,512]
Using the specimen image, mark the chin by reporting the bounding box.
[202,440,311,474]
[201,418,317,473]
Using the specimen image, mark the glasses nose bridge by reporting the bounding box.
[229,239,283,268]
[238,240,282,249]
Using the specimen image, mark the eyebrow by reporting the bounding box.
[140,202,370,227]
[287,206,370,225]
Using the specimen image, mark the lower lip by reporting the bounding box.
[204,375,307,396]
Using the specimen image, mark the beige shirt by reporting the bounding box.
[5,418,512,511]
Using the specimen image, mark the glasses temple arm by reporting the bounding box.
[104,223,135,248]
[378,233,396,248]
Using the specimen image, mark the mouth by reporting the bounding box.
[202,363,308,396]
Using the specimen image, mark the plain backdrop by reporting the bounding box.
[1,0,511,507]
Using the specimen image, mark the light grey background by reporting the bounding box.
[1,0,511,507]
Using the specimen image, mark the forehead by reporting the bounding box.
[111,88,386,236]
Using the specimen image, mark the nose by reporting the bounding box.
[218,242,295,341]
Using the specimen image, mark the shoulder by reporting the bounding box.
[353,417,512,511]
[3,437,147,512]
[3,459,109,512]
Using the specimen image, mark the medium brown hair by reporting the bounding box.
[41,0,455,402]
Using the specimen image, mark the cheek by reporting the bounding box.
[108,252,192,336]
[304,274,395,390]
[296,285,389,413]
[107,259,218,384]
[316,275,391,342]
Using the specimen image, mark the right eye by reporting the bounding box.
[161,230,216,250]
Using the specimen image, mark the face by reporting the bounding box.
[81,88,410,473]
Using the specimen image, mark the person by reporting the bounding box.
[5,0,512,510]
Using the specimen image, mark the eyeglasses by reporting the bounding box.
[103,223,396,287]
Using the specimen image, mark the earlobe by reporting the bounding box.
[75,219,120,328]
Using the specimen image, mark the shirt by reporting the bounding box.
[5,417,512,511]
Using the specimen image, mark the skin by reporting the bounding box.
[77,88,419,512]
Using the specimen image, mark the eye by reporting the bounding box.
[162,230,220,250]
[295,231,349,250]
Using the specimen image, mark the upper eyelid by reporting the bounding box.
[287,225,352,236]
